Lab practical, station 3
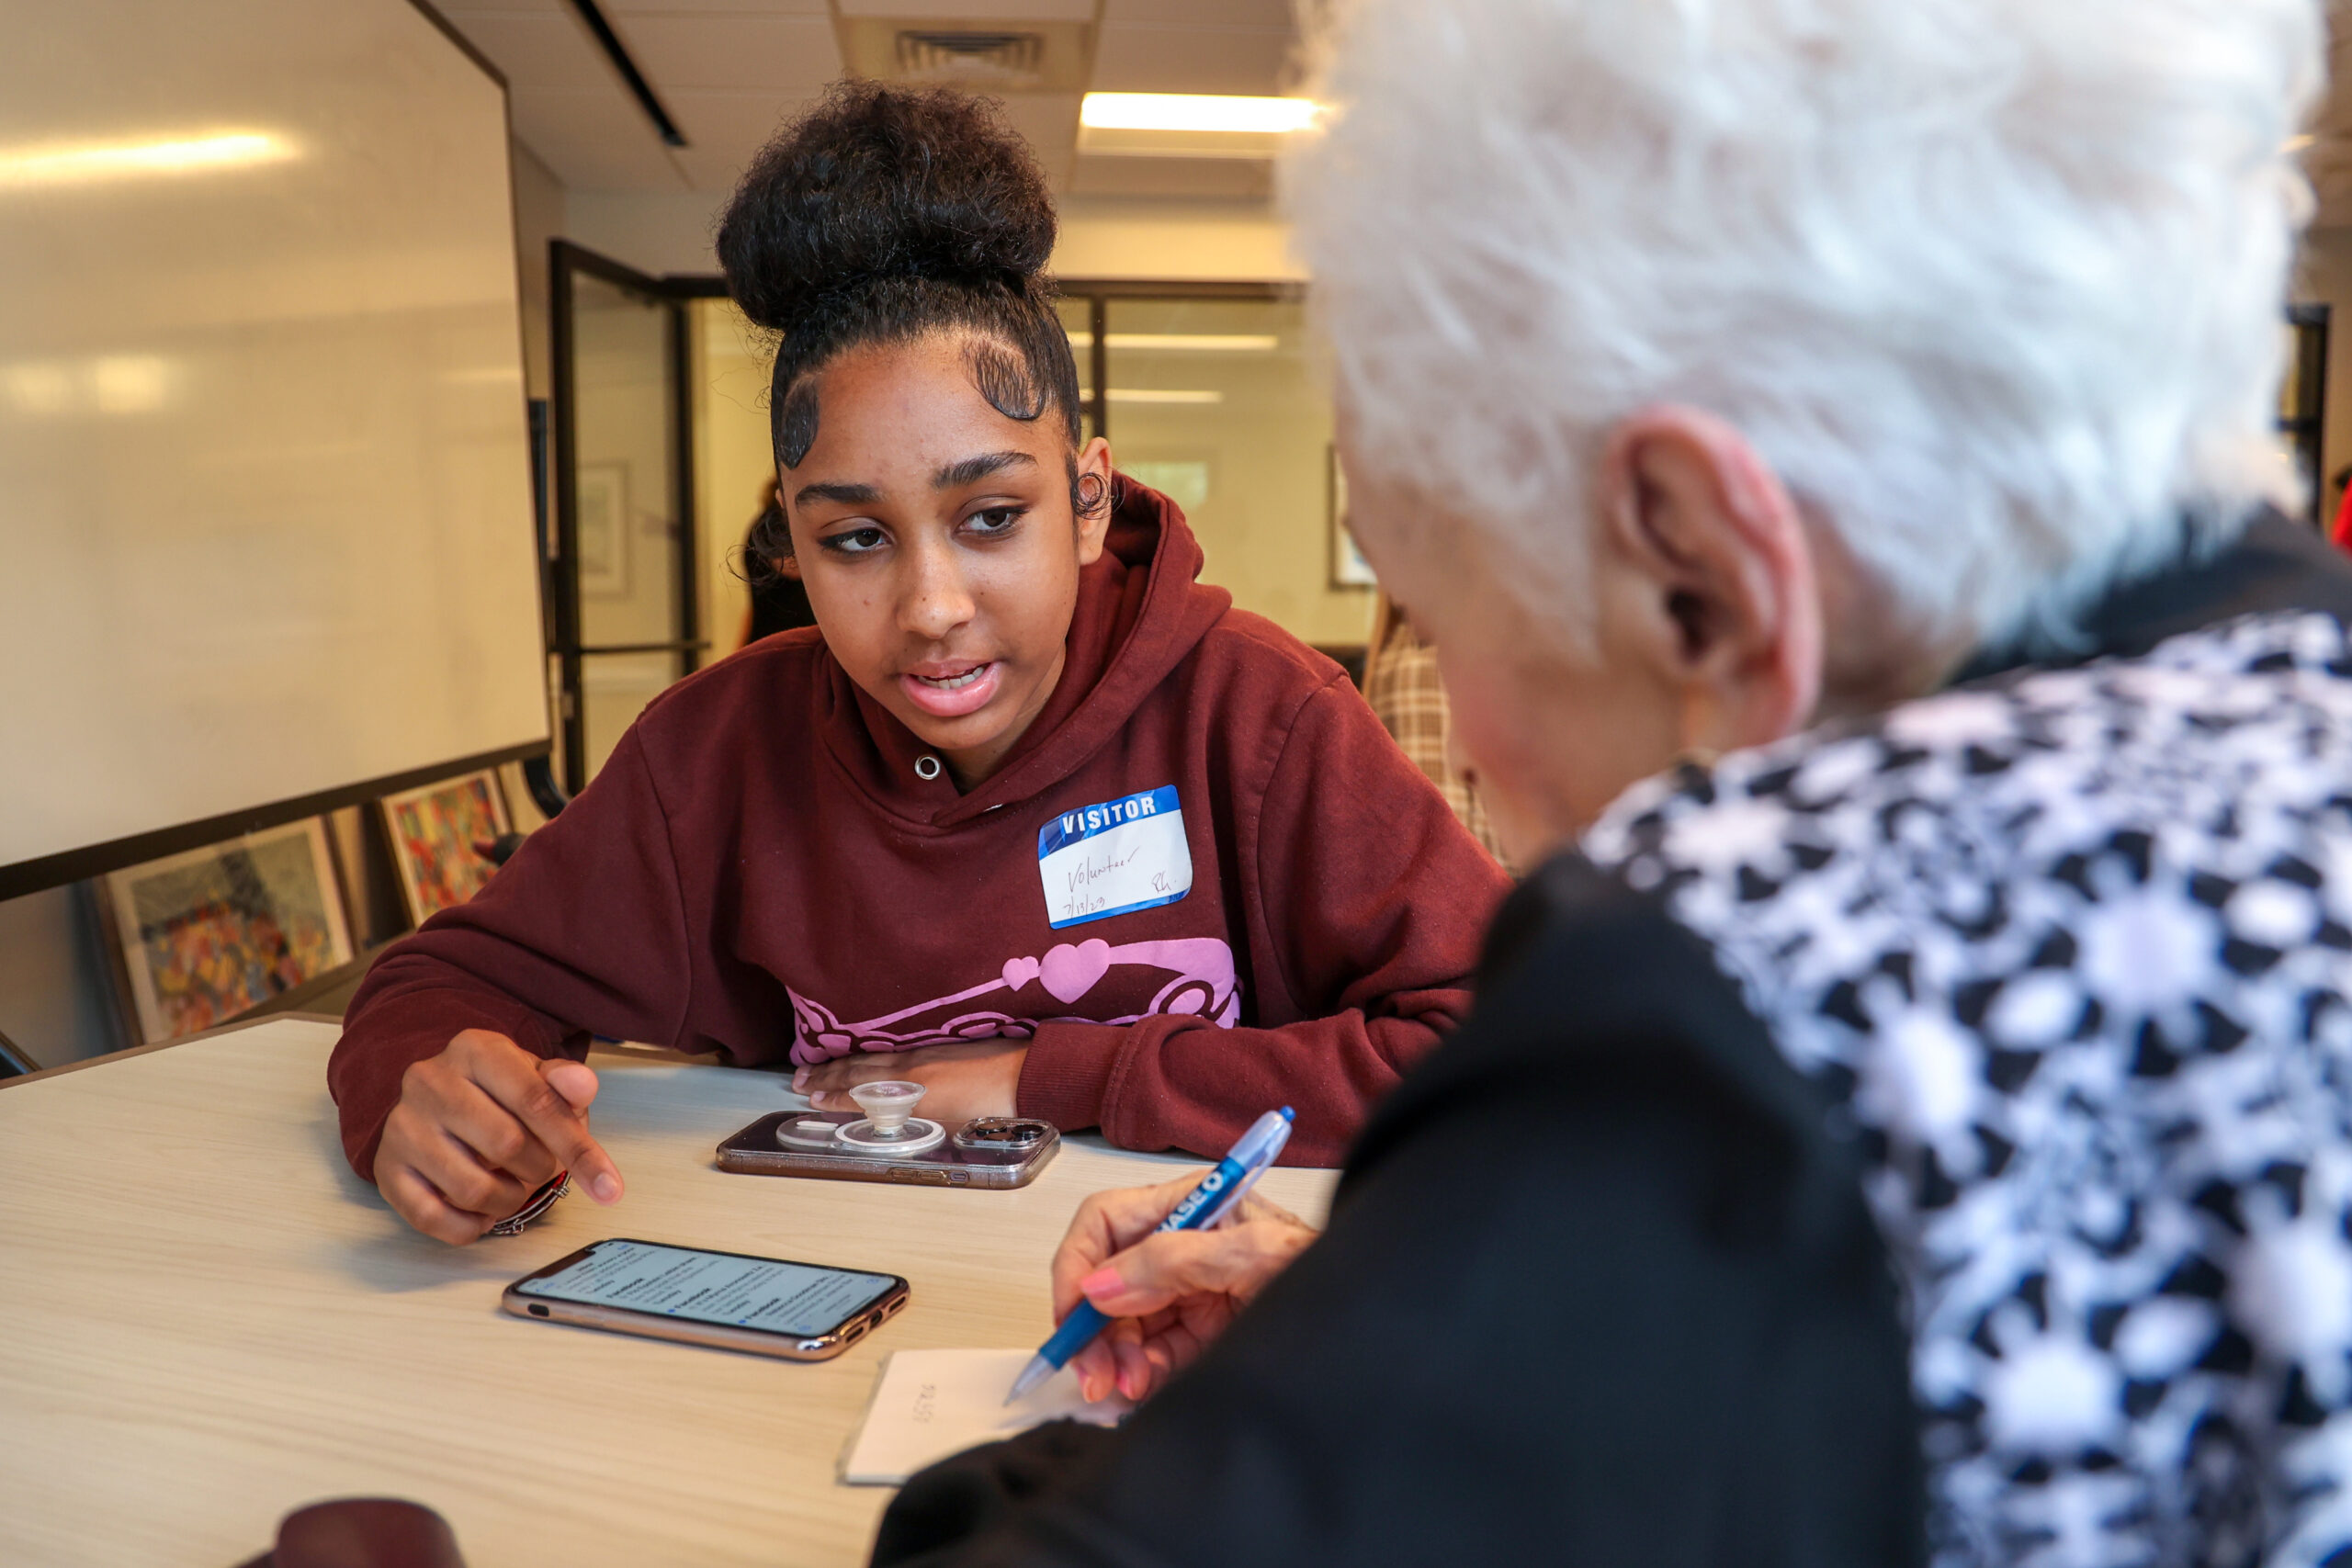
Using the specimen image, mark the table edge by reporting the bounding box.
[0,1010,347,1089]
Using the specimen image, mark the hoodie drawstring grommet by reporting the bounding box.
[914,755,943,781]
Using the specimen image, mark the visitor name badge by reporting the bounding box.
[1037,786,1193,930]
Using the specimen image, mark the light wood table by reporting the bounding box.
[0,1018,1338,1567]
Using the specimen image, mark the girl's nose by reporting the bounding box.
[898,544,977,640]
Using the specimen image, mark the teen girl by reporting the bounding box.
[328,85,1510,1244]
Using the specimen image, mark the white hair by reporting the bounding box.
[1285,0,2324,655]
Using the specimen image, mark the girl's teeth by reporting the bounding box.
[921,665,985,690]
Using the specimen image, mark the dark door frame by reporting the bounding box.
[548,240,706,793]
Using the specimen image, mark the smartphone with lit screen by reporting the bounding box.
[503,1237,908,1361]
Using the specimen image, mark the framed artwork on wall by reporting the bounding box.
[575,462,630,598]
[1328,444,1376,589]
[97,820,356,1045]
[379,770,512,926]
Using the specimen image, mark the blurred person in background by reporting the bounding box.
[739,475,818,646]
[871,1,2352,1565]
[1362,592,1512,869]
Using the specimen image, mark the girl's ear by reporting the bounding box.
[1074,437,1115,567]
[775,552,803,582]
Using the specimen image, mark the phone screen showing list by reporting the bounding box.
[518,1241,893,1336]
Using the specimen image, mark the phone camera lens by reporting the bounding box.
[955,1116,1050,1151]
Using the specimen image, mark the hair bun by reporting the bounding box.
[718,82,1057,335]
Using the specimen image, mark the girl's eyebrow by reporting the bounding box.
[793,479,881,508]
[933,451,1035,490]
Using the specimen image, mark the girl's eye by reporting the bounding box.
[820,526,887,556]
[966,507,1024,536]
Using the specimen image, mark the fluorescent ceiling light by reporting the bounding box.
[0,131,295,191]
[1077,389,1227,406]
[1066,333,1279,353]
[3,355,176,416]
[1080,95,1319,135]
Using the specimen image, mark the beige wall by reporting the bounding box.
[2296,226,2352,516]
[1055,197,1304,283]
[694,299,775,659]
[511,140,563,400]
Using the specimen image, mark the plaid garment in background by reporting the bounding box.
[1362,616,1513,872]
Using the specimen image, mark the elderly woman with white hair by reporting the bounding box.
[870,1,2352,1564]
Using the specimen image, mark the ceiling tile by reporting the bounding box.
[1091,23,1298,97]
[614,13,842,93]
[836,0,1096,18]
[1101,0,1293,24]
[666,89,821,189]
[999,92,1079,167]
[605,0,827,12]
[1068,153,1273,200]
[510,89,692,189]
[439,10,624,97]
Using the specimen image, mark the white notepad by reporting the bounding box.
[840,1348,1132,1485]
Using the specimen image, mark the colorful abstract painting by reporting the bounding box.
[103,820,355,1043]
[379,770,511,923]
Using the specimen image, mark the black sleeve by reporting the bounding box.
[873,855,1926,1568]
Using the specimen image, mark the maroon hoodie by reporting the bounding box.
[329,480,1510,1173]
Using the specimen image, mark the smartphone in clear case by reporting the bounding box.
[717,1111,1062,1189]
[503,1236,908,1361]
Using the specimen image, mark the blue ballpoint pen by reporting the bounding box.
[1005,1106,1295,1404]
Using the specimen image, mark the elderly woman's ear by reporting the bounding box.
[1593,406,1824,761]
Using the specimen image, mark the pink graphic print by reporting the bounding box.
[786,937,1239,1065]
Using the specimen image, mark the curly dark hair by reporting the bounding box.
[717,80,1086,478]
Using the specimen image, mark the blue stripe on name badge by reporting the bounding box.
[1037,785,1193,930]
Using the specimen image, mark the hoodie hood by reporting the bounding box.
[820,476,1234,828]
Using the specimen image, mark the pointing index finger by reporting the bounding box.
[475,1051,624,1205]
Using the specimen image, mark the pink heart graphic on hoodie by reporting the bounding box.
[1037,939,1114,1005]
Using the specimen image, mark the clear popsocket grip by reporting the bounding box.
[832,1079,946,1156]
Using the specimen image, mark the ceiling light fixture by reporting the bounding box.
[1090,389,1226,405]
[1080,95,1318,134]
[1078,95,1320,160]
[0,131,294,190]
[1066,333,1280,353]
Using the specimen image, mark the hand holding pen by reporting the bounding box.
[1014,1108,1321,1405]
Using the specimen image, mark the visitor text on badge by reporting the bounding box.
[1037,786,1193,930]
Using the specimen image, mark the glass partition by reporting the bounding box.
[1097,294,1364,649]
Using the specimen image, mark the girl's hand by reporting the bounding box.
[372,1030,623,1245]
[1049,1174,1320,1404]
[792,1038,1027,1124]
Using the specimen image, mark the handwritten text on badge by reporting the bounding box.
[1036,786,1193,930]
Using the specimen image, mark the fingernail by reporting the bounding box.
[591,1173,620,1203]
[1080,1267,1124,1300]
[808,1091,828,1108]
[1116,1368,1138,1400]
[792,1068,808,1090]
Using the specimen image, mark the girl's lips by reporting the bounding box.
[899,660,1001,718]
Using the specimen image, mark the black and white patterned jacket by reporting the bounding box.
[1582,516,2352,1567]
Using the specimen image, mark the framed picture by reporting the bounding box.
[98,819,356,1045]
[1328,444,1376,589]
[379,769,512,926]
[575,462,630,598]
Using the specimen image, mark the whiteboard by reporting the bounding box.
[0,0,548,890]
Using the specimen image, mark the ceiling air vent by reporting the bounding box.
[894,30,1044,88]
[836,17,1093,94]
